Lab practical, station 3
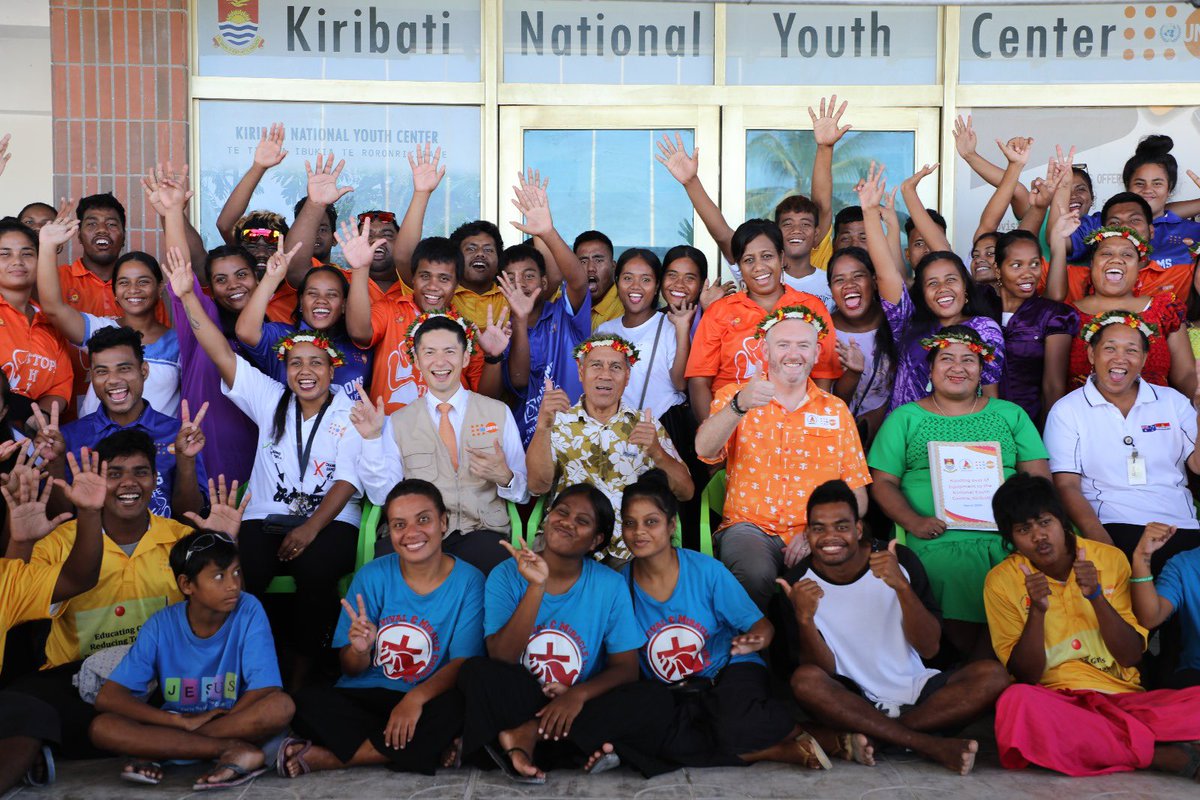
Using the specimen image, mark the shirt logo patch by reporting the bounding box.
[804,413,840,430]
[1141,422,1171,433]
[470,422,499,437]
[523,629,583,686]
[647,623,709,682]
[374,622,434,682]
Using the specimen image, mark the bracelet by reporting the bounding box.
[1083,585,1103,600]
[730,392,748,416]
[483,354,503,364]
[1129,575,1155,584]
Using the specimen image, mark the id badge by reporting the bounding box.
[1127,451,1147,485]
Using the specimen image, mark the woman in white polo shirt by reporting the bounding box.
[1045,310,1200,574]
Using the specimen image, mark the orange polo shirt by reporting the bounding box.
[0,296,74,403]
[684,287,841,392]
[1041,258,1194,304]
[703,380,870,543]
[367,286,482,415]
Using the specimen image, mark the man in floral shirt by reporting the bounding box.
[527,333,694,564]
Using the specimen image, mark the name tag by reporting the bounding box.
[804,413,840,430]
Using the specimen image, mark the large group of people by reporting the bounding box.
[0,99,1199,791]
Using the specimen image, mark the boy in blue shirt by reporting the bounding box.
[1131,522,1200,689]
[89,530,293,790]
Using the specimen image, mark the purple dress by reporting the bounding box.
[883,285,1006,411]
[998,296,1079,424]
[169,277,258,485]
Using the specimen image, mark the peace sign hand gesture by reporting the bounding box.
[340,593,378,654]
[349,390,387,440]
[263,236,303,286]
[171,400,209,461]
[29,403,65,466]
[500,539,549,587]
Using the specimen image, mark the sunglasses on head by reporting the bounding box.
[184,532,236,563]
[357,211,397,226]
[1073,163,1089,174]
[239,228,281,244]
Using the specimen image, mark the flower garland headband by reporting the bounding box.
[1084,225,1152,259]
[1188,239,1200,259]
[404,310,477,360]
[919,329,997,362]
[275,331,346,367]
[754,305,829,341]
[573,333,640,365]
[1079,310,1157,344]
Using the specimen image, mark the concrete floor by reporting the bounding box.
[8,733,1199,800]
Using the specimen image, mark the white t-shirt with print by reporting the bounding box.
[596,313,685,420]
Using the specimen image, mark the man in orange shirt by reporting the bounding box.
[695,308,869,609]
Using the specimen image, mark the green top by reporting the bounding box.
[1187,325,1200,359]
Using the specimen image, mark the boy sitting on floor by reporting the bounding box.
[88,530,294,790]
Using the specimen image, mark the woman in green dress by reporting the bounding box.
[868,325,1050,661]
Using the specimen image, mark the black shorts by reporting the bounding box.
[834,668,953,718]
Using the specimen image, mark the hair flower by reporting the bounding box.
[1079,310,1157,344]
[754,305,829,341]
[919,329,997,362]
[1084,225,1152,259]
[573,333,640,365]
[274,331,345,367]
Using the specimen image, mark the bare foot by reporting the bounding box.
[199,742,263,785]
[120,760,163,783]
[441,737,463,769]
[498,720,544,780]
[836,732,875,766]
[928,738,978,776]
[584,742,619,773]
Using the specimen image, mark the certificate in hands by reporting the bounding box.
[927,441,1004,531]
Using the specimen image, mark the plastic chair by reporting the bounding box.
[525,493,681,549]
[698,470,727,556]
[893,522,908,547]
[266,501,379,597]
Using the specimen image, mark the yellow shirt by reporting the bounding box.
[983,536,1147,694]
[451,284,508,331]
[33,515,191,668]
[591,284,623,330]
[0,558,63,670]
[811,229,833,271]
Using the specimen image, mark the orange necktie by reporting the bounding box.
[437,402,459,469]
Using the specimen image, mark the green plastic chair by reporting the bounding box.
[524,492,683,550]
[893,522,908,547]
[698,470,727,557]
[266,501,379,597]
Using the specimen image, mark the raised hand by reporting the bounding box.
[869,539,907,591]
[349,391,387,440]
[775,577,823,624]
[628,409,661,452]
[499,539,549,587]
[835,338,865,375]
[879,186,901,232]
[305,152,354,206]
[654,133,699,186]
[854,162,887,211]
[339,593,378,654]
[496,271,539,323]
[29,404,65,465]
[39,199,79,248]
[952,114,977,160]
[1134,522,1178,563]
[1019,563,1051,612]
[510,170,554,239]
[184,475,249,539]
[1051,208,1082,242]
[536,379,571,429]
[738,371,776,411]
[162,245,197,299]
[143,163,193,216]
[466,439,513,485]
[172,400,209,460]
[408,142,445,194]
[1187,169,1200,193]
[3,461,72,543]
[699,279,736,310]
[254,123,288,169]
[810,94,851,147]
[0,132,10,177]
[997,136,1033,167]
[1073,544,1101,600]
[476,304,512,358]
[902,163,939,193]
[263,236,303,285]
[56,448,108,512]
[334,217,383,272]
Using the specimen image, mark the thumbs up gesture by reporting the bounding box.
[869,538,907,591]
[1073,544,1101,600]
[628,408,662,455]
[1019,562,1051,613]
[739,371,776,411]
[537,378,571,429]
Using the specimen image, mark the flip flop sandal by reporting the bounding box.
[22,745,55,787]
[192,763,268,791]
[275,736,312,778]
[585,751,621,775]
[796,733,833,771]
[442,738,463,770]
[119,760,163,785]
[1174,742,1200,781]
[484,743,546,785]
[834,732,873,765]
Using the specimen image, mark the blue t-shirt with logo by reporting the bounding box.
[1156,547,1200,672]
[622,548,765,683]
[333,554,485,692]
[108,593,280,713]
[485,557,644,686]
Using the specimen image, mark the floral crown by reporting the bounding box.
[573,333,640,365]
[275,331,345,367]
[404,310,477,359]
[919,329,996,362]
[1188,239,1200,259]
[1084,226,1151,259]
[1079,310,1157,344]
[754,305,829,341]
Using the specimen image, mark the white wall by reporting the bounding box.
[0,0,53,214]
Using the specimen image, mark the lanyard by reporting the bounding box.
[295,395,332,483]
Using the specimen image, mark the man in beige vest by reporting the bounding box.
[355,315,528,574]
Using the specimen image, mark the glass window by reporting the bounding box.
[503,0,714,85]
[745,129,915,223]
[522,129,696,254]
[197,0,482,82]
[196,101,481,250]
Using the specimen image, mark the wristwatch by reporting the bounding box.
[730,391,748,416]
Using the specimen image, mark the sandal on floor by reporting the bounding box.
[275,736,312,778]
[484,743,546,785]
[22,745,55,787]
[585,751,621,775]
[119,760,163,785]
[192,762,267,791]
[1174,742,1200,781]
[796,733,833,770]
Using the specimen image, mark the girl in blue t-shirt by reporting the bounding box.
[617,471,831,771]
[457,484,675,783]
[282,480,485,777]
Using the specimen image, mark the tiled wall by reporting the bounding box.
[51,0,188,256]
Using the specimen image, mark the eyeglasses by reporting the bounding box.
[357,211,397,226]
[184,532,235,563]
[239,228,281,244]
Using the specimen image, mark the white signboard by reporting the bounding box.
[196,0,482,81]
[961,3,1200,84]
[503,0,714,85]
[726,5,939,85]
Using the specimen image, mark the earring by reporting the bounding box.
[977,384,983,398]
[925,379,932,393]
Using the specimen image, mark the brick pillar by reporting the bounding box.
[51,0,189,257]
